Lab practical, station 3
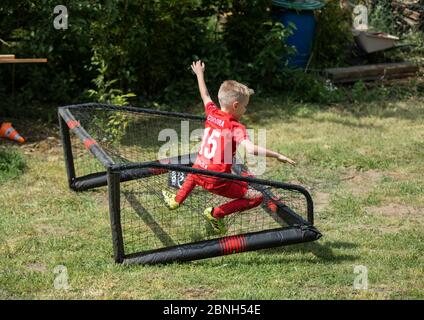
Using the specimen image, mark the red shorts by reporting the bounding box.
[196,177,248,199]
[175,170,249,205]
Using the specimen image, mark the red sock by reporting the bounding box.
[265,196,280,213]
[213,196,263,218]
[175,174,197,204]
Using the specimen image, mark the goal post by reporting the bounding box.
[108,161,320,265]
[58,103,322,265]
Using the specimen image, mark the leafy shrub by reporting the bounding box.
[312,0,353,68]
[0,0,97,105]
[87,51,136,143]
[221,0,293,91]
[0,148,26,183]
[0,0,296,110]
[279,69,344,104]
[1,0,421,116]
[368,0,398,35]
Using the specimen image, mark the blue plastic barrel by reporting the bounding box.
[274,10,317,68]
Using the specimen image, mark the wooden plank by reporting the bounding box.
[331,73,418,84]
[325,63,419,83]
[0,54,15,59]
[403,9,422,21]
[403,16,418,27]
[0,58,48,64]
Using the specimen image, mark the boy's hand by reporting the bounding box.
[277,154,296,166]
[191,60,205,76]
[191,59,211,105]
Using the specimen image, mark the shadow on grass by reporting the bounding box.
[191,239,359,268]
[124,191,176,247]
[259,240,359,264]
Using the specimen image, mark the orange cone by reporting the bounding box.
[0,122,25,143]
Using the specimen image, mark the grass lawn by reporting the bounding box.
[0,93,423,299]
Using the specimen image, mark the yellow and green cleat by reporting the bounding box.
[203,207,227,234]
[162,190,180,210]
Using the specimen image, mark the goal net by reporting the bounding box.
[58,103,321,265]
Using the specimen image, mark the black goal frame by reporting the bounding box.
[58,103,322,265]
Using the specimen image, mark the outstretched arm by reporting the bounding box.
[191,60,212,106]
[241,140,296,166]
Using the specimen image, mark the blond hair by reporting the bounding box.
[218,80,254,108]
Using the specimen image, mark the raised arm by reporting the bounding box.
[241,140,296,166]
[191,60,212,106]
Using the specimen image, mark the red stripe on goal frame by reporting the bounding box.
[219,235,247,255]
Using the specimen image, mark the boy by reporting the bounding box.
[162,60,295,234]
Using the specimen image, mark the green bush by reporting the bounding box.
[0,148,26,183]
[312,0,353,68]
[0,0,99,118]
[87,50,136,144]
[221,0,293,89]
[0,0,295,112]
[0,0,422,116]
[368,0,398,34]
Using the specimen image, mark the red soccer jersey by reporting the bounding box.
[193,101,250,183]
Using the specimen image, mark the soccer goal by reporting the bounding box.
[58,103,321,265]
